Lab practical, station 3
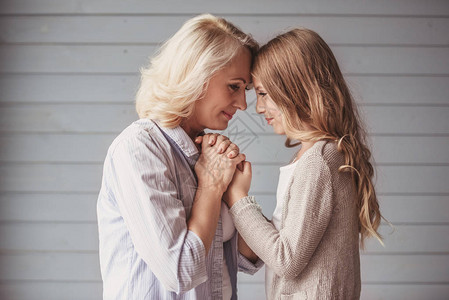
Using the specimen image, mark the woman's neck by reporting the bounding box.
[180,120,204,141]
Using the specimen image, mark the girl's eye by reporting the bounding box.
[258,92,267,97]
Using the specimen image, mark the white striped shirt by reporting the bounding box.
[97,119,262,299]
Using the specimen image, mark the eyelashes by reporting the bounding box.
[229,83,254,92]
[229,84,240,91]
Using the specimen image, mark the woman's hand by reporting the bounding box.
[195,134,245,194]
[223,160,252,208]
[195,133,240,159]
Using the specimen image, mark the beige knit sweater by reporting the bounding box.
[230,140,361,300]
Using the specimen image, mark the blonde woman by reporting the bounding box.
[97,14,261,299]
[224,28,383,299]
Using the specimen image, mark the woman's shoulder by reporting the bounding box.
[108,119,166,157]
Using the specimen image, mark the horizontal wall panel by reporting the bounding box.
[1,223,447,253]
[1,194,447,224]
[1,45,448,75]
[0,253,101,281]
[361,284,449,300]
[237,282,449,300]
[0,45,155,74]
[0,193,97,222]
[363,225,449,253]
[378,195,449,224]
[0,133,116,163]
[0,223,99,251]
[1,0,448,16]
[1,134,449,165]
[1,163,447,194]
[346,75,449,105]
[2,75,448,105]
[1,104,448,135]
[0,103,138,133]
[332,46,449,75]
[0,164,103,193]
[0,282,102,300]
[2,16,448,46]
[0,74,139,104]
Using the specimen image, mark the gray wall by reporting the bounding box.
[1,1,448,299]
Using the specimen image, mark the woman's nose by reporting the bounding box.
[234,93,247,111]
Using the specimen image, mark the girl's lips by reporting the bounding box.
[265,118,273,125]
[222,111,233,120]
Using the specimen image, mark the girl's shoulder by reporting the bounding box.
[295,140,344,174]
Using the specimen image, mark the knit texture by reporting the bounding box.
[230,140,361,299]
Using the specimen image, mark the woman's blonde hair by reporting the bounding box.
[135,14,258,127]
[253,28,383,247]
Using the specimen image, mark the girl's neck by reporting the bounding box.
[295,141,315,162]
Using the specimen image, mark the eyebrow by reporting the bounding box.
[230,77,247,84]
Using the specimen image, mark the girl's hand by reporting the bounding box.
[195,134,245,194]
[195,133,240,159]
[223,161,252,208]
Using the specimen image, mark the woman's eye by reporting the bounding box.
[258,92,267,97]
[229,84,240,91]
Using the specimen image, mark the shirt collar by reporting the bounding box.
[153,120,199,158]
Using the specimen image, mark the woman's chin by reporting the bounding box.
[207,122,229,131]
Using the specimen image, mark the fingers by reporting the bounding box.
[197,133,240,157]
[233,153,246,165]
[217,139,232,154]
[198,133,227,147]
[242,161,252,175]
[194,135,203,144]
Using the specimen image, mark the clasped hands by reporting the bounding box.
[194,133,251,208]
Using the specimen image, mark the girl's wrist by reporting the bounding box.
[229,192,248,208]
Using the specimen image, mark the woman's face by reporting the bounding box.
[253,77,286,135]
[186,47,252,133]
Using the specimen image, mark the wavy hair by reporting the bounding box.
[135,14,258,128]
[252,28,383,247]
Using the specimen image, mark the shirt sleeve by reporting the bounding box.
[229,153,334,279]
[108,132,207,293]
[237,251,264,275]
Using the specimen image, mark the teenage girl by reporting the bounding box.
[224,28,383,300]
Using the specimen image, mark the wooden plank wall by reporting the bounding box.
[0,1,448,299]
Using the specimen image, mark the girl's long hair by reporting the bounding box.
[253,28,383,247]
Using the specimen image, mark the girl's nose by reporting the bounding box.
[255,96,265,114]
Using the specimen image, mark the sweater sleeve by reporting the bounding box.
[229,152,334,279]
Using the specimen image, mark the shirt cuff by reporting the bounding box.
[179,230,208,291]
[238,251,264,275]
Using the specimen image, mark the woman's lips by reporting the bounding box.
[222,111,233,120]
[265,117,273,125]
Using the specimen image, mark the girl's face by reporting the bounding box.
[184,47,252,134]
[253,77,286,135]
